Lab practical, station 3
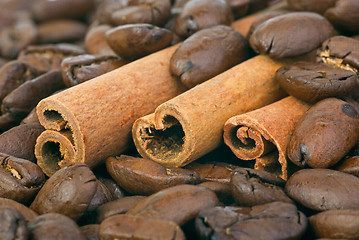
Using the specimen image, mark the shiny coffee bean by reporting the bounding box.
[81,224,100,240]
[86,180,114,212]
[84,25,117,56]
[30,163,98,221]
[336,156,359,177]
[98,177,126,200]
[249,12,335,58]
[287,0,336,14]
[276,61,358,103]
[127,184,219,226]
[285,169,359,211]
[198,181,234,204]
[106,24,173,60]
[170,25,248,88]
[106,155,199,195]
[92,1,128,25]
[185,161,237,183]
[231,167,292,206]
[99,214,186,240]
[0,206,28,240]
[195,202,307,240]
[287,98,359,168]
[0,197,38,221]
[174,0,234,38]
[27,213,87,240]
[0,153,45,204]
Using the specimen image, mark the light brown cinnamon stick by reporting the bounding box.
[223,96,311,179]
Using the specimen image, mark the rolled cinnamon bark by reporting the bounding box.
[223,96,311,179]
[132,55,289,168]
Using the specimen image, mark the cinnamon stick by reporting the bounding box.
[223,96,311,179]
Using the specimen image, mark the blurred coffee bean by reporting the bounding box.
[31,0,95,22]
[92,0,129,25]
[226,0,250,19]
[0,70,66,131]
[285,169,359,211]
[27,213,87,240]
[231,167,292,206]
[0,57,8,68]
[61,54,128,87]
[30,163,98,221]
[106,24,173,60]
[247,0,284,13]
[0,122,44,162]
[324,0,359,34]
[18,43,85,72]
[287,98,359,168]
[317,36,359,72]
[37,20,88,44]
[98,177,126,200]
[249,12,335,58]
[99,214,186,240]
[0,206,28,240]
[287,0,336,14]
[0,153,46,204]
[0,197,38,221]
[21,107,39,125]
[309,209,359,239]
[185,161,237,183]
[127,184,219,226]
[174,0,234,38]
[87,180,115,212]
[336,156,359,177]
[84,25,117,56]
[170,25,248,89]
[81,224,100,240]
[111,0,172,27]
[96,196,146,223]
[106,155,199,195]
[195,202,307,240]
[198,181,234,205]
[276,61,358,103]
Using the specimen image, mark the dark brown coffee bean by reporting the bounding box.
[61,54,128,87]
[111,0,171,27]
[198,181,234,205]
[87,180,115,212]
[0,206,28,240]
[170,25,248,88]
[27,213,87,240]
[30,163,98,221]
[0,153,45,204]
[317,36,359,72]
[84,25,117,56]
[31,0,95,22]
[285,169,359,211]
[249,12,335,58]
[324,0,359,34]
[231,167,292,206]
[96,196,147,223]
[174,0,234,38]
[195,202,307,240]
[226,0,250,19]
[21,107,39,125]
[287,0,336,14]
[127,184,219,226]
[92,1,129,25]
[336,156,359,177]
[0,197,38,221]
[99,214,186,240]
[185,161,237,183]
[309,209,359,239]
[98,177,126,200]
[106,155,199,195]
[247,0,283,13]
[275,61,358,103]
[81,224,100,240]
[0,122,44,162]
[287,98,359,168]
[106,24,173,60]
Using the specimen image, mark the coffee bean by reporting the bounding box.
[285,169,359,211]
[0,197,38,221]
[198,181,234,205]
[84,25,117,56]
[336,156,359,177]
[185,161,237,183]
[226,0,250,19]
[287,0,336,14]
[97,177,126,200]
[81,224,100,240]
[0,206,28,240]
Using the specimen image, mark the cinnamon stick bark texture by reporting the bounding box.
[223,96,311,180]
[132,55,289,168]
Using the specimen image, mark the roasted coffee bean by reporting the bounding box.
[287,98,359,168]
[324,0,359,34]
[185,161,237,183]
[87,180,115,212]
[226,0,250,19]
[0,153,45,204]
[99,214,186,240]
[31,0,95,22]
[30,163,98,221]
[127,184,219,226]
[285,169,359,211]
[0,70,66,130]
[249,12,335,58]
[0,122,44,162]
[287,0,336,14]
[195,202,307,240]
[96,196,146,223]
[174,0,234,38]
[231,167,292,206]
[0,57,8,68]
[37,20,88,44]
[309,209,359,239]
[81,224,100,240]
[336,156,359,177]
[0,197,38,221]
[84,25,117,56]
[21,107,39,125]
[276,61,358,103]
[106,24,173,60]
[61,54,128,87]
[98,177,126,200]
[317,35,359,72]
[27,213,87,240]
[247,0,283,13]
[198,181,234,205]
[170,25,248,88]
[106,155,199,195]
[0,206,28,240]
[92,1,129,25]
[111,0,172,27]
